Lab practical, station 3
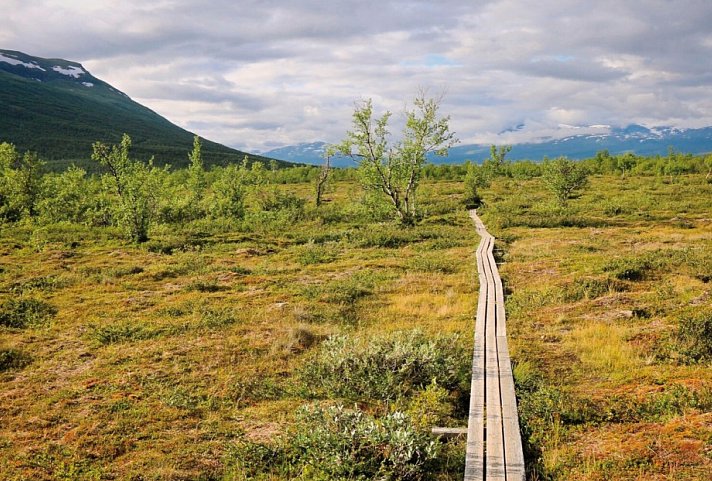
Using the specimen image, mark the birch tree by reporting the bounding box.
[336,94,457,225]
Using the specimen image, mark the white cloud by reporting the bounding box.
[4,0,712,151]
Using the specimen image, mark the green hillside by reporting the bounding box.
[0,50,286,169]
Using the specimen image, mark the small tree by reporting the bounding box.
[315,148,332,207]
[15,151,45,218]
[185,135,206,218]
[615,152,637,178]
[38,166,93,224]
[209,164,247,220]
[336,93,458,225]
[0,143,19,221]
[542,156,589,206]
[91,134,163,242]
[482,144,512,177]
[463,162,489,209]
[704,154,712,182]
[0,145,45,220]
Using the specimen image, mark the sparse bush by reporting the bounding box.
[270,326,323,358]
[562,276,627,301]
[10,275,69,294]
[0,347,31,371]
[87,322,159,345]
[0,298,57,328]
[349,224,439,248]
[251,186,305,214]
[106,265,144,278]
[295,241,339,265]
[602,201,631,216]
[302,271,382,309]
[198,306,239,329]
[185,279,224,293]
[322,277,373,305]
[463,163,488,208]
[542,156,589,206]
[92,134,165,242]
[407,255,457,274]
[677,311,712,362]
[402,380,454,430]
[229,266,252,276]
[144,232,212,255]
[603,256,655,281]
[301,330,468,401]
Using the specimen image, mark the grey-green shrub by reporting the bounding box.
[229,404,440,481]
[301,330,468,401]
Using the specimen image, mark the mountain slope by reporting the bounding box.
[0,50,286,168]
[266,125,712,166]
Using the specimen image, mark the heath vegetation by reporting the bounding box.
[0,123,710,480]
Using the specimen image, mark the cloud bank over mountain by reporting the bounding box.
[4,0,711,152]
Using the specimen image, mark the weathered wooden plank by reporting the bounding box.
[484,235,506,481]
[432,427,469,437]
[467,209,525,481]
[464,233,488,480]
[493,256,507,338]
[498,335,526,481]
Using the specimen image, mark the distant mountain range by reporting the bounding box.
[264,125,712,166]
[4,49,711,170]
[0,49,285,169]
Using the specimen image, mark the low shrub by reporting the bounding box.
[348,225,439,249]
[302,270,384,307]
[677,311,712,362]
[228,405,441,481]
[87,322,160,345]
[407,255,457,274]
[229,266,252,275]
[301,330,468,401]
[185,280,225,293]
[198,306,239,329]
[0,298,57,328]
[10,275,69,294]
[0,348,31,371]
[603,256,655,281]
[106,265,144,278]
[294,241,339,265]
[562,276,627,301]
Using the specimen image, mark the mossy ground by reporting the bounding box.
[0,181,476,480]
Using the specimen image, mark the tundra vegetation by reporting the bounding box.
[0,134,710,480]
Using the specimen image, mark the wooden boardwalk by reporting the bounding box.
[465,210,525,481]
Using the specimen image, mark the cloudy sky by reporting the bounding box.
[4,0,712,152]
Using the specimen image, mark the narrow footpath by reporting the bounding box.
[464,210,525,481]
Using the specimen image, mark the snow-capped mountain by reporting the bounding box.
[263,142,354,167]
[0,49,283,167]
[266,125,712,166]
[0,49,121,93]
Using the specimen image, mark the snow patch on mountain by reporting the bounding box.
[82,82,94,87]
[0,53,46,71]
[52,65,86,78]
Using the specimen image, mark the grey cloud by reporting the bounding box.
[518,58,629,82]
[5,0,712,151]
